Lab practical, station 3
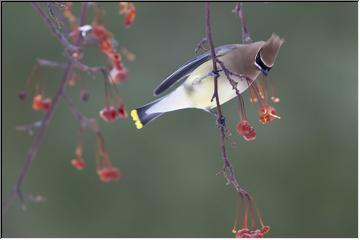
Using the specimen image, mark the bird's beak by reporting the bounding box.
[261,68,269,76]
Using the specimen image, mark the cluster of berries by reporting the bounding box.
[70,131,120,182]
[236,77,280,141]
[258,105,279,124]
[99,104,127,122]
[90,24,129,122]
[17,3,130,184]
[235,226,270,238]
[96,133,120,182]
[236,120,256,141]
[32,94,52,112]
[92,24,128,84]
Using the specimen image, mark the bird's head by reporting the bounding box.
[255,33,284,75]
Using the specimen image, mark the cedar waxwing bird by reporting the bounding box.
[131,33,284,129]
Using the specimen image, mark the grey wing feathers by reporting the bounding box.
[153,44,239,96]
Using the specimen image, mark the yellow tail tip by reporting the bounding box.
[130,109,143,129]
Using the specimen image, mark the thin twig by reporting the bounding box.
[37,58,67,69]
[16,121,43,136]
[37,58,105,74]
[32,2,78,53]
[204,2,249,197]
[12,61,74,209]
[61,93,99,132]
[233,2,252,44]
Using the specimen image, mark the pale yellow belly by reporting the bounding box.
[147,60,258,114]
[183,61,255,110]
[185,74,237,109]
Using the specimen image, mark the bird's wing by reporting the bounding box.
[153,44,239,96]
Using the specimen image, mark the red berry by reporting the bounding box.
[236,120,251,135]
[98,167,121,182]
[92,24,112,41]
[71,159,85,170]
[269,106,278,116]
[243,128,256,141]
[100,106,118,122]
[118,104,127,118]
[236,228,265,238]
[259,106,279,124]
[236,120,256,141]
[108,51,121,64]
[261,226,270,234]
[41,98,52,112]
[236,229,252,238]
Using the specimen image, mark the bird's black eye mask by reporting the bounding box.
[255,51,272,76]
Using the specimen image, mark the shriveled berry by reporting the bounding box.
[18,90,28,101]
[80,90,90,102]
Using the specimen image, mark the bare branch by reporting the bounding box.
[16,121,43,136]
[233,2,252,44]
[61,93,99,132]
[3,2,89,212]
[204,2,249,197]
[32,2,78,52]
[37,58,67,69]
[37,58,106,75]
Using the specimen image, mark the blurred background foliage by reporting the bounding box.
[2,2,357,237]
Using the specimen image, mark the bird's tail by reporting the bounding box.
[130,98,164,129]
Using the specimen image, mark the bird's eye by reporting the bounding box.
[255,51,272,76]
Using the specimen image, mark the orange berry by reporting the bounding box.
[124,8,136,28]
[32,94,43,111]
[99,40,113,54]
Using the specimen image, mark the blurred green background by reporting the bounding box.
[2,2,357,237]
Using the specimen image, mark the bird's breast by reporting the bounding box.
[184,73,255,110]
